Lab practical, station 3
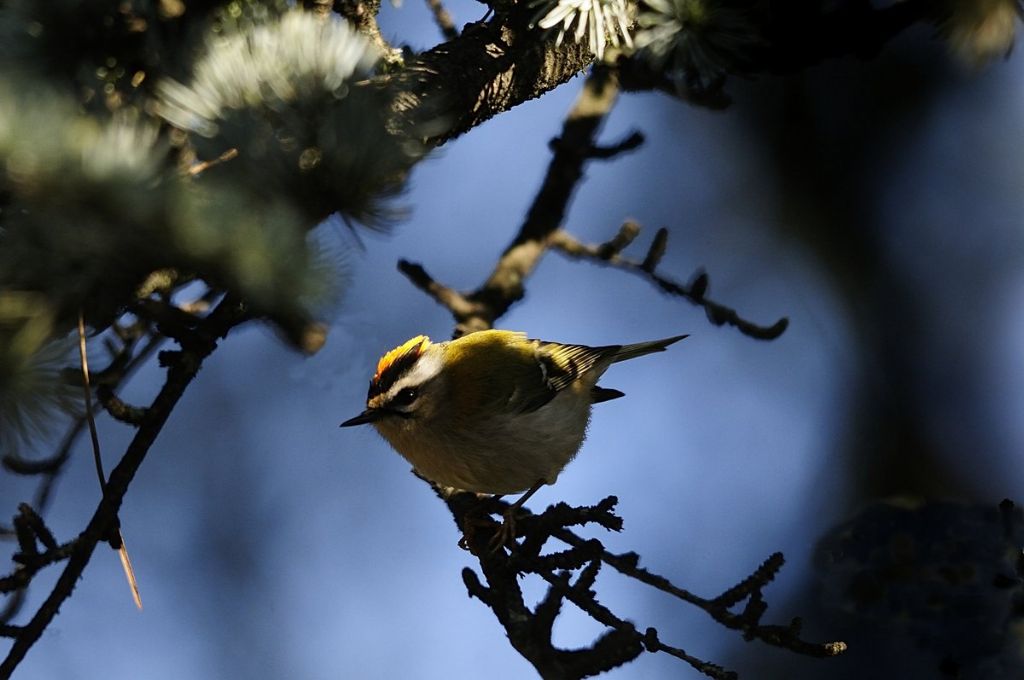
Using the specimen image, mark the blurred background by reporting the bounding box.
[3,2,1024,678]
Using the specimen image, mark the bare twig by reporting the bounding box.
[533,566,735,679]
[424,0,458,41]
[396,61,829,680]
[448,491,845,677]
[400,66,784,341]
[77,313,108,493]
[2,293,223,633]
[187,147,238,177]
[643,628,737,680]
[0,507,77,632]
[132,298,203,345]
[395,260,482,321]
[333,0,401,65]
[77,312,143,611]
[551,524,846,658]
[400,66,622,336]
[0,296,249,677]
[13,505,57,553]
[0,329,164,528]
[641,227,667,272]
[554,130,644,160]
[1,422,85,478]
[548,226,788,340]
[95,385,148,426]
[0,541,77,595]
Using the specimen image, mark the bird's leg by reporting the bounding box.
[488,480,544,552]
[458,493,503,551]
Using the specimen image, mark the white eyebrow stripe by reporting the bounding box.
[382,352,442,403]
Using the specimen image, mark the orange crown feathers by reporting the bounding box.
[374,335,430,381]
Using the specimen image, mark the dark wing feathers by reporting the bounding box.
[506,341,620,414]
[537,342,619,393]
[509,380,559,414]
[501,336,682,414]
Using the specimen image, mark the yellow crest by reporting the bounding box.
[375,335,430,381]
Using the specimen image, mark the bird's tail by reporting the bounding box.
[611,334,688,363]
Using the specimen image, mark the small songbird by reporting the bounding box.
[340,329,686,539]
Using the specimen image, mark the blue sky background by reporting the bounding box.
[4,5,1024,679]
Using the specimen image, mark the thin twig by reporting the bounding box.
[334,0,403,67]
[399,70,785,341]
[15,505,57,552]
[0,542,77,595]
[77,313,108,493]
[95,385,148,426]
[77,312,143,611]
[548,227,789,340]
[396,260,481,321]
[424,0,458,40]
[553,130,644,159]
[450,490,843,677]
[550,525,845,657]
[398,67,828,676]
[399,66,622,337]
[1,329,161,481]
[534,567,733,679]
[187,147,238,177]
[0,297,248,677]
[643,628,737,680]
[2,305,183,628]
[36,332,163,510]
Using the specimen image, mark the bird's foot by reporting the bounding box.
[486,507,520,554]
[458,506,499,552]
[457,506,519,554]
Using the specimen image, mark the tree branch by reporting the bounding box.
[446,492,845,678]
[389,0,937,145]
[400,66,621,336]
[548,225,788,340]
[1,327,165,523]
[391,47,839,678]
[399,66,785,341]
[389,8,595,145]
[0,296,249,677]
[424,0,458,41]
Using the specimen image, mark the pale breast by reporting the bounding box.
[378,386,594,495]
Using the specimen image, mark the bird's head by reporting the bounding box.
[340,335,448,430]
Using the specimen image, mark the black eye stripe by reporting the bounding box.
[390,387,419,408]
[369,349,423,400]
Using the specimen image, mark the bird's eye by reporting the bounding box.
[392,387,419,408]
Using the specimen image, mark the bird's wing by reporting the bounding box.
[507,341,619,414]
[448,332,621,416]
[446,332,550,416]
[535,341,619,393]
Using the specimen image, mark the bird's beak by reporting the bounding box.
[339,409,382,427]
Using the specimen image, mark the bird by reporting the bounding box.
[341,329,687,546]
